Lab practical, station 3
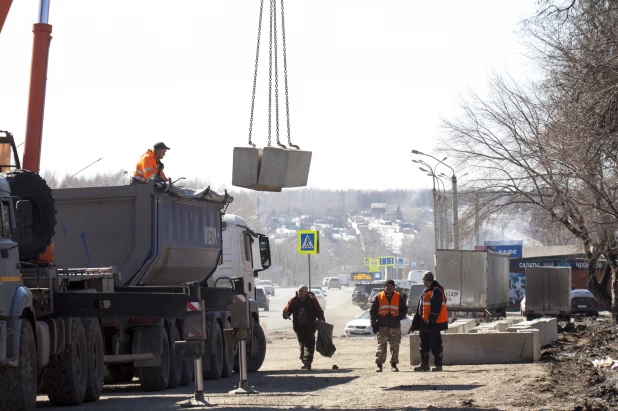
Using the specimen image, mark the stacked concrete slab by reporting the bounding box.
[408,317,554,365]
[444,319,476,334]
[409,329,541,365]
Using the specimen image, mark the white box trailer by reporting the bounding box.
[435,250,510,316]
[523,267,571,321]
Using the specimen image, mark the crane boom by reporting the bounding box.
[0,0,12,34]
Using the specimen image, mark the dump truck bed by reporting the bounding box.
[52,183,226,286]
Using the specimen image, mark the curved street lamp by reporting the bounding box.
[412,149,462,249]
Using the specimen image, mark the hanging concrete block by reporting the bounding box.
[232,147,283,192]
[258,146,312,189]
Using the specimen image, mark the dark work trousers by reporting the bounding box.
[296,328,316,364]
[419,329,443,357]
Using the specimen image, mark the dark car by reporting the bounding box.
[406,283,426,315]
[352,282,385,310]
[571,289,598,317]
[256,287,270,311]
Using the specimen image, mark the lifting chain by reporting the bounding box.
[247,0,298,149]
[247,0,264,148]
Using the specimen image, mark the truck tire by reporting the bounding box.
[203,324,224,380]
[247,319,266,373]
[46,319,88,406]
[2,170,56,261]
[168,326,182,388]
[221,322,235,378]
[179,359,194,387]
[0,320,37,411]
[104,365,134,384]
[138,330,170,391]
[83,318,104,402]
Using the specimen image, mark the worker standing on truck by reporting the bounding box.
[282,285,326,370]
[370,279,408,372]
[131,142,170,188]
[411,271,448,372]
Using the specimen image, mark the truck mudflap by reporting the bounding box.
[9,286,33,317]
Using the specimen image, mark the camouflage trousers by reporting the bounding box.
[375,327,401,364]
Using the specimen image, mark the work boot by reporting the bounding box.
[301,362,311,370]
[413,353,430,372]
[432,354,443,372]
[375,363,383,372]
[391,363,399,372]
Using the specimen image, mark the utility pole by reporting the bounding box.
[452,175,459,250]
[474,190,480,246]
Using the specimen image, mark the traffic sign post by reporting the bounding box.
[298,230,319,290]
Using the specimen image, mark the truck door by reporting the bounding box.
[0,198,21,313]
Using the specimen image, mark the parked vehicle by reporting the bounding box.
[436,249,510,316]
[310,288,327,311]
[406,283,427,315]
[327,277,342,289]
[337,274,349,287]
[256,279,275,296]
[407,270,425,283]
[571,289,599,317]
[344,310,412,337]
[256,287,270,311]
[523,267,572,321]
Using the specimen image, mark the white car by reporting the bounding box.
[311,287,327,311]
[256,280,275,296]
[344,310,412,337]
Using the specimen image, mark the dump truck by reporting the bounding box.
[435,249,510,317]
[0,170,271,410]
[523,266,571,321]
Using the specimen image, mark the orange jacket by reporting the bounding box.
[377,291,400,317]
[133,150,167,182]
[421,286,448,324]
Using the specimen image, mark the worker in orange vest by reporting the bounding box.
[411,271,448,372]
[370,279,408,372]
[131,142,170,188]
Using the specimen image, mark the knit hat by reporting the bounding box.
[422,271,435,281]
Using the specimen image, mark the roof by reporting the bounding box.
[370,203,387,209]
[522,245,584,259]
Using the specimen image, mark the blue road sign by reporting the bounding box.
[298,230,319,254]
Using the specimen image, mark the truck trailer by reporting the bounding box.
[0,173,271,410]
[523,266,572,321]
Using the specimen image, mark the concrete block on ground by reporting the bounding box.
[257,146,312,189]
[517,328,541,361]
[445,319,476,334]
[409,332,540,365]
[542,318,558,342]
[510,320,551,346]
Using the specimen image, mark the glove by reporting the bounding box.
[372,325,379,334]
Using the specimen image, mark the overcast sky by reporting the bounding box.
[0,0,540,191]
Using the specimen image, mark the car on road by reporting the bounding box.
[327,277,341,289]
[256,279,275,296]
[571,288,599,317]
[406,283,426,314]
[256,286,270,311]
[311,287,327,311]
[344,310,412,337]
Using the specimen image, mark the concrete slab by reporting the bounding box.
[232,147,282,192]
[542,318,558,342]
[257,147,312,189]
[409,331,540,365]
[507,318,555,346]
[445,319,476,334]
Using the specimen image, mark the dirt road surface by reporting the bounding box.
[34,287,617,410]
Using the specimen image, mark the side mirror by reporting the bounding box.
[258,235,271,269]
[16,200,33,228]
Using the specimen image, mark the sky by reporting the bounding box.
[0,0,540,191]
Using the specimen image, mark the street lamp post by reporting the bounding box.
[413,159,439,252]
[434,175,448,249]
[412,150,461,250]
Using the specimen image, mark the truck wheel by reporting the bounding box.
[138,329,170,391]
[203,324,224,380]
[0,320,37,411]
[46,319,88,406]
[179,359,194,387]
[83,318,104,402]
[247,319,266,372]
[221,322,235,378]
[2,169,56,261]
[168,326,182,388]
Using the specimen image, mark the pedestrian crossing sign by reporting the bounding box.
[298,230,319,254]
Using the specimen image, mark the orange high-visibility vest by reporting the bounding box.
[133,150,168,182]
[377,291,400,317]
[422,286,448,323]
